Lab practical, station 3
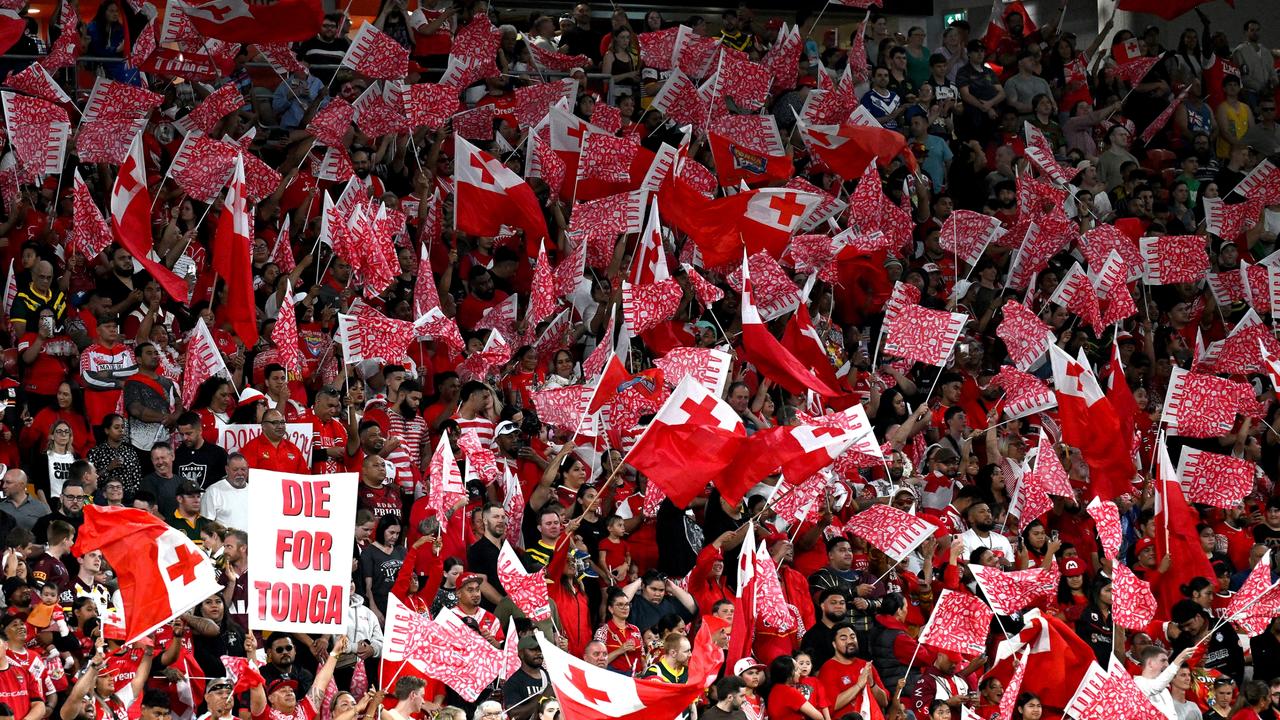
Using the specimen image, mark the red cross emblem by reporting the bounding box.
[565,665,611,705]
[469,154,496,185]
[679,395,725,427]
[563,120,586,146]
[165,543,202,586]
[768,192,806,227]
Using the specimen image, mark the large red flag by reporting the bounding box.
[110,132,190,302]
[72,506,222,644]
[780,302,844,393]
[798,121,917,178]
[739,254,844,398]
[538,619,723,720]
[1151,439,1216,618]
[182,0,323,43]
[453,135,548,244]
[211,156,259,346]
[1049,345,1135,500]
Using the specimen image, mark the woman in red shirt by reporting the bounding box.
[21,382,91,458]
[1052,558,1090,623]
[594,587,643,674]
[190,377,237,446]
[765,655,826,720]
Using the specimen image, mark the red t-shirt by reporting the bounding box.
[593,619,643,673]
[0,663,40,720]
[817,657,886,717]
[767,684,810,720]
[357,483,403,520]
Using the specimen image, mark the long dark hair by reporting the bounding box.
[763,655,796,702]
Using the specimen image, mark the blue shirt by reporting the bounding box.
[917,133,953,192]
[860,88,902,130]
[271,74,327,130]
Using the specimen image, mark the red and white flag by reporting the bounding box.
[454,135,548,244]
[1140,85,1190,145]
[971,565,1059,615]
[659,181,824,266]
[269,215,296,274]
[919,589,993,656]
[578,130,640,184]
[1086,496,1124,562]
[1,91,69,178]
[306,97,354,146]
[1023,122,1071,185]
[72,506,222,644]
[539,622,723,720]
[401,83,458,130]
[637,26,681,70]
[1175,447,1254,510]
[168,133,238,202]
[111,132,190,301]
[211,156,259,346]
[739,252,843,397]
[183,0,322,43]
[272,282,304,374]
[751,540,797,633]
[1081,224,1143,281]
[1047,263,1101,331]
[673,25,720,79]
[1234,159,1280,206]
[1011,428,1072,522]
[1068,660,1166,720]
[651,71,708,128]
[653,347,733,397]
[527,42,590,73]
[713,47,773,111]
[1049,344,1134,500]
[4,63,71,105]
[442,14,502,89]
[1152,438,1216,616]
[982,0,1036,52]
[179,83,244,135]
[513,79,574,128]
[621,280,683,334]
[628,196,671,287]
[1094,250,1138,326]
[180,318,230,409]
[799,122,915,180]
[497,541,552,621]
[337,301,422,365]
[341,22,409,79]
[1224,549,1280,637]
[883,304,966,366]
[527,244,559,326]
[70,169,114,259]
[992,366,1056,420]
[940,210,1004,267]
[1160,366,1251,438]
[843,505,936,563]
[1114,56,1161,85]
[426,434,466,520]
[1140,235,1209,285]
[1110,561,1157,630]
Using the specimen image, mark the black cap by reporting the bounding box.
[176,481,204,496]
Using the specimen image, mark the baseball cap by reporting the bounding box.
[496,421,520,436]
[176,481,204,496]
[765,18,783,31]
[457,572,485,587]
[734,658,765,675]
[1061,558,1086,577]
[207,678,235,693]
[266,678,298,696]
[1134,536,1155,555]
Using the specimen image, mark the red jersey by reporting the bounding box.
[817,657,885,718]
[240,435,310,474]
[0,663,41,720]
[356,482,403,520]
[593,619,643,673]
[17,333,76,396]
[309,415,348,474]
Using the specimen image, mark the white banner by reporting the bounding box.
[221,423,314,458]
[247,470,358,633]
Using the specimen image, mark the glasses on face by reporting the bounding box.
[263,420,286,426]
[273,646,294,653]
[62,494,87,502]
[53,428,71,435]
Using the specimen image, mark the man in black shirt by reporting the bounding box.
[174,411,228,488]
[703,677,748,720]
[466,504,508,610]
[294,13,351,83]
[557,3,603,64]
[801,588,848,671]
[503,636,549,720]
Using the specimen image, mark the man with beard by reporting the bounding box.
[98,246,144,316]
[801,589,848,671]
[308,388,350,474]
[817,623,887,718]
[456,268,510,331]
[909,650,983,718]
[241,409,309,474]
[960,502,1015,568]
[202,454,249,531]
[295,13,350,83]
[385,379,428,499]
[247,635,346,720]
[350,148,385,199]
[174,411,229,489]
[466,505,509,611]
[453,382,498,446]
[704,677,749,720]
[32,479,86,544]
[263,364,305,421]
[221,530,249,630]
[123,349,177,441]
[920,447,963,513]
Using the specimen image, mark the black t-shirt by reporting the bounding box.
[801,621,837,671]
[502,668,548,707]
[1253,524,1280,550]
[467,537,504,608]
[294,36,351,82]
[141,473,182,517]
[702,707,747,720]
[559,27,603,62]
[175,442,229,489]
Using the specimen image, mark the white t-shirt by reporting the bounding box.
[960,529,1016,567]
[47,451,75,499]
[201,480,249,531]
